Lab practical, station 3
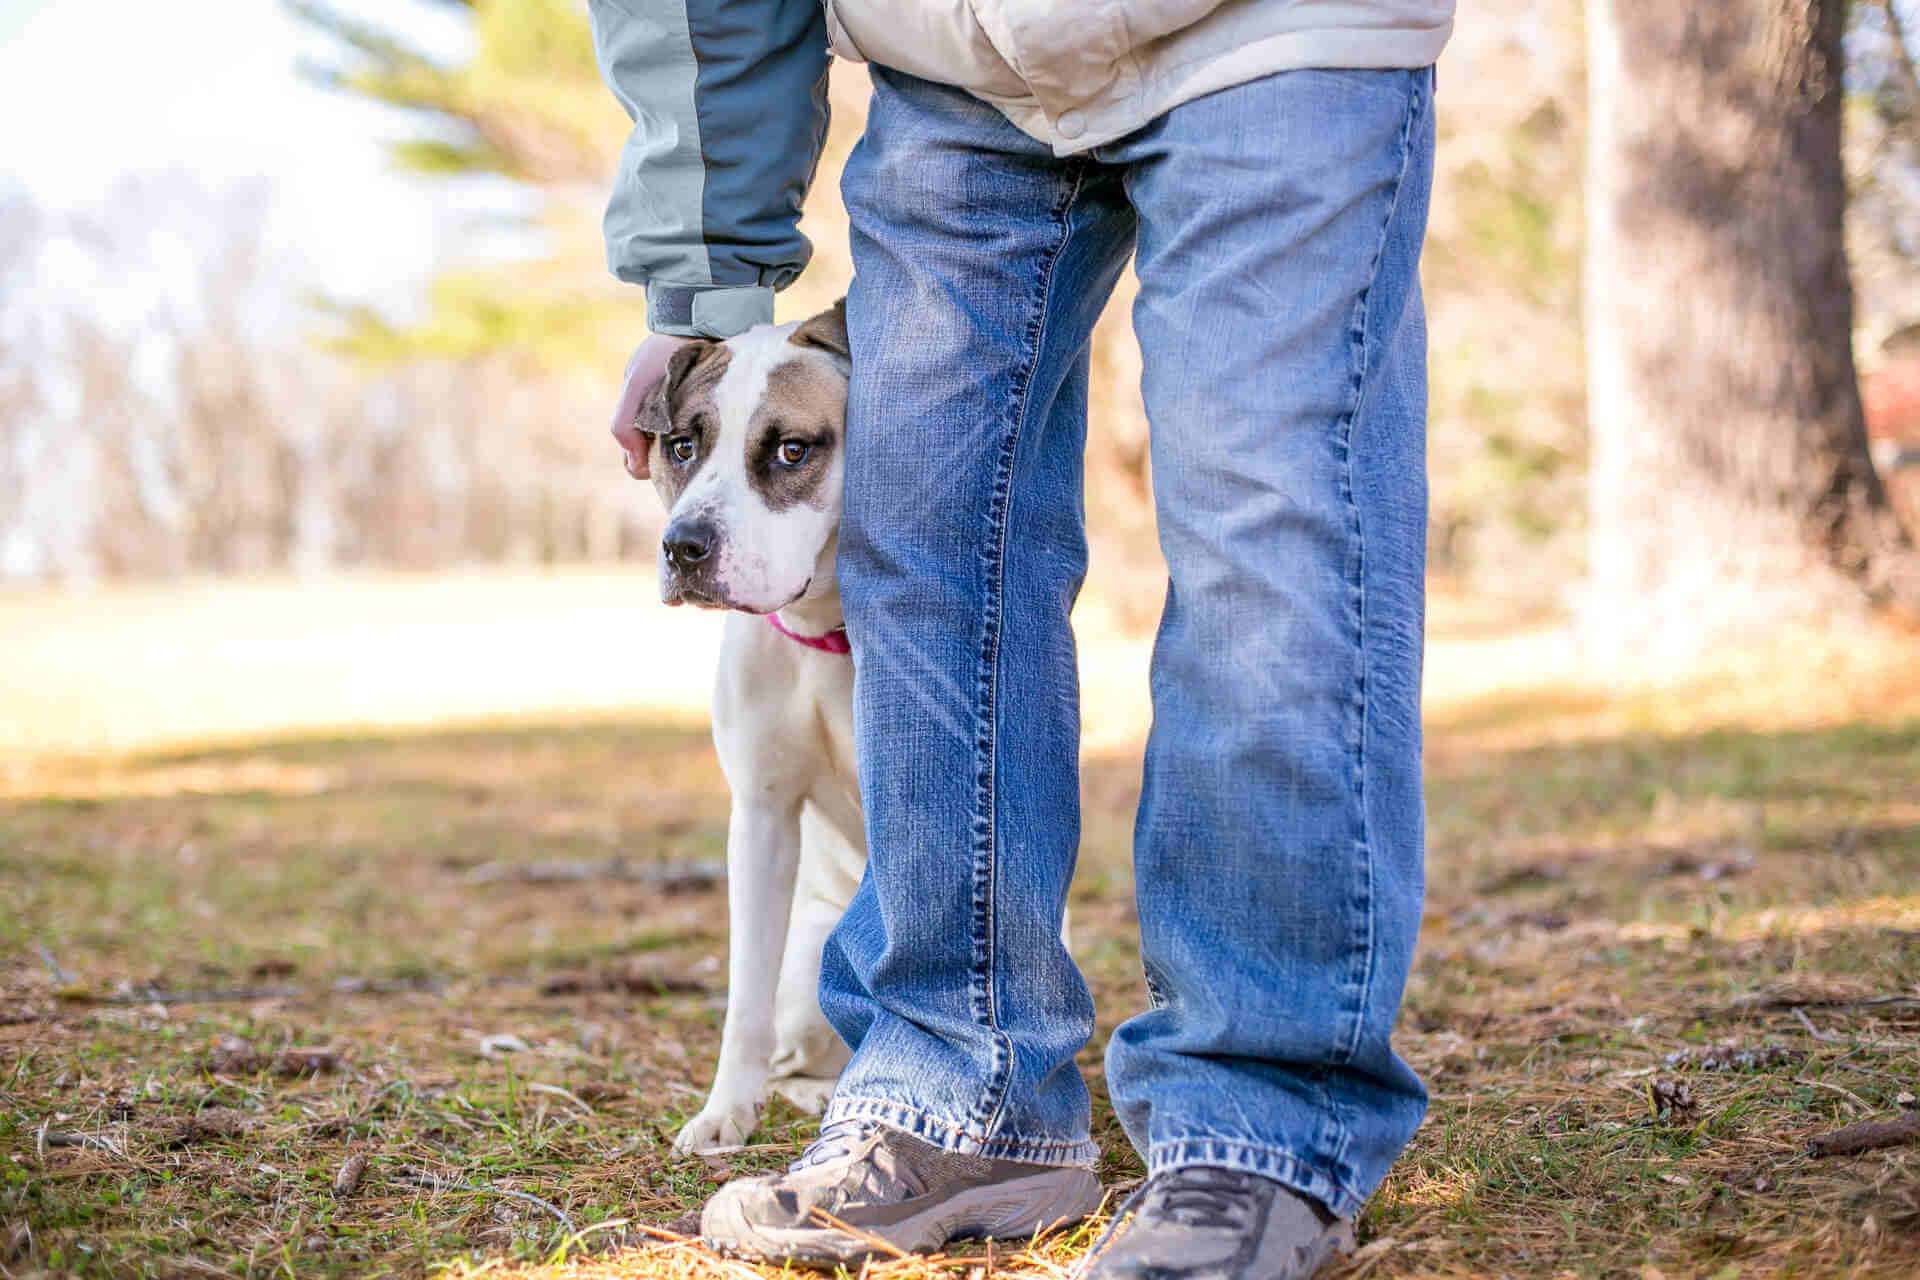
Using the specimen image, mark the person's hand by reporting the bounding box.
[610,333,697,480]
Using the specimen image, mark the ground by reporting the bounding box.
[2,573,1918,1278]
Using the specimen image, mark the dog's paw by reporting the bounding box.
[672,1100,759,1155]
[767,1075,837,1116]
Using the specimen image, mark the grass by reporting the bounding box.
[2,579,1918,1278]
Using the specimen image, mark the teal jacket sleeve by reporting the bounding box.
[588,0,830,338]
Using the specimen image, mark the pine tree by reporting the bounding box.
[290,0,638,371]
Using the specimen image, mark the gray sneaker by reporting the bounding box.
[1076,1167,1355,1280]
[700,1117,1104,1266]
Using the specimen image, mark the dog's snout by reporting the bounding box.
[663,519,718,567]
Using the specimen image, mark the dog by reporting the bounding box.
[630,300,865,1154]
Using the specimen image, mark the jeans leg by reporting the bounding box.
[820,68,1135,1165]
[1098,68,1436,1217]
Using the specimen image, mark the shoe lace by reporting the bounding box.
[1134,1167,1265,1232]
[788,1118,880,1173]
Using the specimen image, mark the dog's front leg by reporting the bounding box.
[672,796,801,1155]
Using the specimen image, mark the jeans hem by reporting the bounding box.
[1147,1137,1365,1221]
[826,1094,1099,1168]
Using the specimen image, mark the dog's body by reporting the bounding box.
[635,305,866,1154]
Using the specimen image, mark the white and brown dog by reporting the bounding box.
[631,301,865,1154]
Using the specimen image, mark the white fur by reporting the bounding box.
[660,318,1070,1156]
[661,321,845,616]
[662,323,865,1155]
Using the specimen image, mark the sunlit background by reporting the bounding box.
[5,5,1920,1276]
[3,0,1919,760]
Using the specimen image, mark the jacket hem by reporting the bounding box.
[988,25,1452,154]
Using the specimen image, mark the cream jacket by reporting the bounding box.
[591,0,1454,337]
[825,0,1453,153]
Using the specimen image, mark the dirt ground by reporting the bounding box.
[3,578,1917,1278]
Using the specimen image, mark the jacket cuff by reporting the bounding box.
[646,283,777,338]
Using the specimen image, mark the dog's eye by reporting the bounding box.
[667,436,697,464]
[776,440,812,468]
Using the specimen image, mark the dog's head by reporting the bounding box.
[634,300,850,614]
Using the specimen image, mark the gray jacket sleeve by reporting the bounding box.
[589,0,830,338]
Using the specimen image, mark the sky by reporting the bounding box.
[0,0,515,313]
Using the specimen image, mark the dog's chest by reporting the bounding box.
[787,641,860,816]
[713,614,860,811]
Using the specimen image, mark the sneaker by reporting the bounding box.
[700,1117,1103,1266]
[1076,1166,1354,1280]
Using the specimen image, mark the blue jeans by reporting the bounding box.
[820,65,1434,1219]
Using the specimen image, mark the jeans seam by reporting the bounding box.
[967,157,1089,1142]
[1333,71,1423,1079]
[827,1094,1099,1167]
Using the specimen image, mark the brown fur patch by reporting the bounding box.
[747,357,846,513]
[647,343,732,508]
[788,298,849,362]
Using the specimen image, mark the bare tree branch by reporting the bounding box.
[1880,0,1920,115]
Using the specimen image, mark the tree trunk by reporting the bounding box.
[1584,0,1920,659]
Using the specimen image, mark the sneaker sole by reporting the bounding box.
[703,1164,1104,1267]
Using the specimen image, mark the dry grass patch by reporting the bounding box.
[4,616,1919,1277]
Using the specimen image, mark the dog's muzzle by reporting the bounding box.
[663,517,717,569]
[659,516,725,607]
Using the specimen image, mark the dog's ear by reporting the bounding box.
[638,340,712,439]
[789,298,849,364]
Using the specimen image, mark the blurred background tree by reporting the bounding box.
[0,177,654,580]
[1584,0,1920,659]
[288,0,641,376]
[285,0,1610,621]
[5,0,1917,626]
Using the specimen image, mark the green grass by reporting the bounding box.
[3,702,1917,1277]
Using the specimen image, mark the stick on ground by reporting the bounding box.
[1806,1112,1920,1158]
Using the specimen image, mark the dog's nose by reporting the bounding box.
[663,519,717,566]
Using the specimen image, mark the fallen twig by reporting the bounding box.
[61,976,442,1007]
[392,1169,576,1234]
[538,968,710,997]
[462,857,723,891]
[1717,992,1920,1017]
[636,1216,700,1242]
[805,1207,909,1260]
[326,976,444,997]
[1343,1235,1402,1278]
[39,1130,122,1155]
[1790,1006,1917,1054]
[72,984,304,1006]
[1806,1112,1920,1158]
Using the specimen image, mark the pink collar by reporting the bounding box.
[767,613,852,655]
